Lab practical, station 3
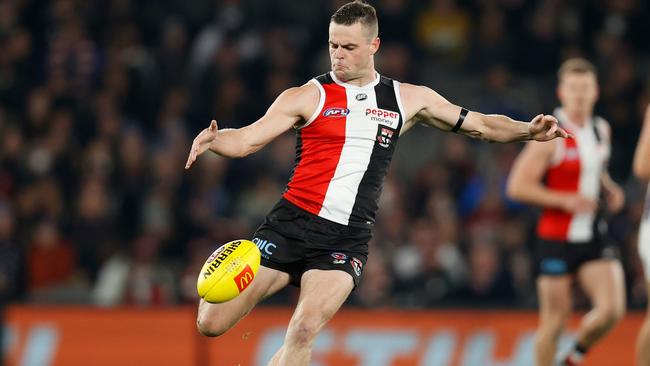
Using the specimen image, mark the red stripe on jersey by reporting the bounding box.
[283,83,347,215]
[537,137,581,241]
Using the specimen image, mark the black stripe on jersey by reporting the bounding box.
[315,73,334,85]
[285,129,303,194]
[349,76,403,226]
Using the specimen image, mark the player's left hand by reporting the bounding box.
[605,184,625,214]
[528,114,570,142]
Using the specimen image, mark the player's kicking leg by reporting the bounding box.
[196,265,290,337]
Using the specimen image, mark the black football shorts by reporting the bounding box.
[535,238,620,276]
[252,199,371,287]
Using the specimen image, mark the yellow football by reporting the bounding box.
[197,239,261,303]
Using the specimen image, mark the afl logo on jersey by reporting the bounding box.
[323,107,350,118]
[355,93,367,101]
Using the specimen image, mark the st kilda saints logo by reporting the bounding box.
[351,257,363,276]
[331,252,348,265]
[377,127,394,148]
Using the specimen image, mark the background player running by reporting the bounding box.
[507,58,625,366]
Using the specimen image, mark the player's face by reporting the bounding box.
[557,72,599,115]
[328,22,379,81]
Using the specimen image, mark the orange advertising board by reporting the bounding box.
[4,307,198,366]
[4,306,644,366]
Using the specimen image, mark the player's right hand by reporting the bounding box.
[559,194,597,214]
[528,114,570,141]
[185,120,218,169]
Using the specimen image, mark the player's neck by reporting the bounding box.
[336,69,378,87]
[563,108,592,127]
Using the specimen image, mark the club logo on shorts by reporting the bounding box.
[331,252,348,264]
[323,107,350,118]
[601,246,618,259]
[355,93,367,101]
[351,257,363,276]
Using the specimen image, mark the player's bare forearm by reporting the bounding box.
[208,127,256,158]
[473,114,531,143]
[206,86,314,159]
[470,113,566,143]
[508,183,569,210]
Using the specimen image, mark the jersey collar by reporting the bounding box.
[554,107,592,133]
[330,71,381,89]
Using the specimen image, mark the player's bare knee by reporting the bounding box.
[538,325,564,341]
[538,316,568,340]
[613,303,626,323]
[288,324,318,346]
[196,314,229,337]
[600,304,625,328]
[287,317,320,346]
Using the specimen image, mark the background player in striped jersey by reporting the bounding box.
[185,1,568,365]
[635,104,650,366]
[507,58,626,366]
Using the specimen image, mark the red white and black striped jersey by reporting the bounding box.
[537,108,611,243]
[283,72,405,227]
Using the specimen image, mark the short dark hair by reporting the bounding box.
[331,0,378,38]
[558,58,597,80]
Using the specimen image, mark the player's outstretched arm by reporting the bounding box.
[399,84,569,143]
[185,83,318,169]
[634,104,650,180]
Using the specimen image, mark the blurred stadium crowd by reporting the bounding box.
[0,0,649,310]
